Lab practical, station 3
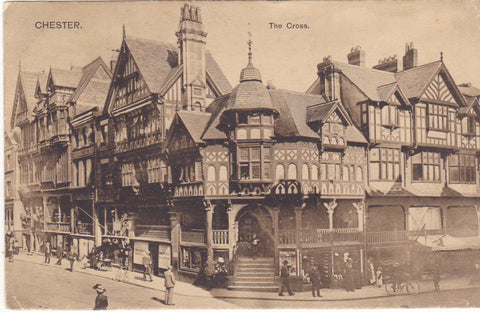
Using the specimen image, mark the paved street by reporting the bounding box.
[5,260,238,309]
[5,257,480,309]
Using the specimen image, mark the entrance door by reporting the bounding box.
[149,243,159,276]
[236,205,274,257]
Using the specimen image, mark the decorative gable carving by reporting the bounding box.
[422,73,455,103]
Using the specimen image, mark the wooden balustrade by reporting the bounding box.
[181,229,206,244]
[366,231,408,244]
[135,225,170,240]
[46,222,71,233]
[408,229,445,236]
[279,230,296,245]
[213,230,229,245]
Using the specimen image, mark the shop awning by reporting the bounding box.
[414,235,480,251]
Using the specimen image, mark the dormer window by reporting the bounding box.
[462,116,475,136]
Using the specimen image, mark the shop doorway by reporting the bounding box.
[149,243,159,276]
[235,205,274,257]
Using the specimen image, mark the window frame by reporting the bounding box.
[427,104,449,132]
[412,151,441,182]
[369,147,401,181]
[449,153,476,184]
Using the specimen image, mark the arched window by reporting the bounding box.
[343,166,349,181]
[302,164,310,180]
[311,164,318,180]
[192,102,202,111]
[288,164,297,180]
[207,166,216,181]
[276,164,285,180]
[219,165,228,181]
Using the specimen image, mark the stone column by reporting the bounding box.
[226,201,235,261]
[323,199,337,231]
[204,200,214,260]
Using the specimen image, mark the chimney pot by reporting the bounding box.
[403,42,418,70]
[373,55,398,73]
[347,46,365,66]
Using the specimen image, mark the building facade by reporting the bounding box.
[7,3,480,290]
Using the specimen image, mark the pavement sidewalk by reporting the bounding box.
[12,252,480,303]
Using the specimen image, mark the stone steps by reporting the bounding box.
[229,256,277,292]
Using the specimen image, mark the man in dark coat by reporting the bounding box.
[44,242,51,264]
[308,264,322,297]
[278,260,294,296]
[164,266,175,305]
[67,247,77,271]
[142,251,153,282]
[93,284,108,310]
[55,245,64,265]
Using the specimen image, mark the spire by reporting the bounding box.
[248,22,253,64]
[122,24,126,39]
[239,23,262,82]
[440,51,443,62]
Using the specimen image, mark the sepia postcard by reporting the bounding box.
[3,0,480,309]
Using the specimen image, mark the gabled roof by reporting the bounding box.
[49,67,83,89]
[458,84,480,98]
[201,95,230,140]
[206,51,232,95]
[35,70,48,97]
[68,57,112,104]
[306,102,336,123]
[11,70,38,129]
[332,61,396,101]
[177,110,212,143]
[395,61,442,99]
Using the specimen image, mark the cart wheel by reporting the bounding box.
[406,281,420,295]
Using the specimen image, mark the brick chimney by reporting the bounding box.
[403,42,417,71]
[347,46,365,67]
[373,55,398,73]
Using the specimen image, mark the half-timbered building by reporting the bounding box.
[307,44,480,273]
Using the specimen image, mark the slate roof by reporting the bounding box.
[306,102,336,123]
[50,68,83,88]
[225,81,274,111]
[11,71,39,128]
[36,71,48,95]
[202,95,230,140]
[376,83,398,102]
[332,61,396,101]
[124,36,232,95]
[68,57,112,104]
[458,84,480,98]
[346,125,368,144]
[177,110,212,143]
[395,61,442,99]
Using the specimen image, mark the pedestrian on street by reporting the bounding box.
[204,257,216,290]
[164,265,175,305]
[251,233,260,260]
[367,257,376,285]
[55,245,64,265]
[45,242,51,264]
[142,250,153,282]
[67,247,77,271]
[375,265,383,287]
[93,284,108,310]
[433,262,440,291]
[308,263,322,297]
[278,260,294,296]
[8,236,15,262]
[344,254,355,292]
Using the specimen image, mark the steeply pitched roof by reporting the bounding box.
[395,61,442,99]
[11,70,38,128]
[377,83,397,102]
[177,110,212,143]
[225,81,274,111]
[333,61,396,101]
[346,125,368,144]
[125,36,232,95]
[202,95,230,140]
[68,57,112,104]
[50,68,83,88]
[36,71,48,95]
[306,102,336,123]
[458,84,480,98]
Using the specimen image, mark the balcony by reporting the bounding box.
[213,230,229,245]
[46,222,70,233]
[366,231,408,244]
[181,229,205,244]
[279,230,296,245]
[135,225,170,240]
[280,228,363,245]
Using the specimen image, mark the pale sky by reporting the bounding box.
[4,0,480,129]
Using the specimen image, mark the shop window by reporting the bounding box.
[412,151,441,182]
[408,207,442,231]
[181,247,204,272]
[447,206,478,237]
[449,154,476,183]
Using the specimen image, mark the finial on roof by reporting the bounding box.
[440,51,443,62]
[18,59,21,70]
[247,22,253,64]
[122,24,126,39]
